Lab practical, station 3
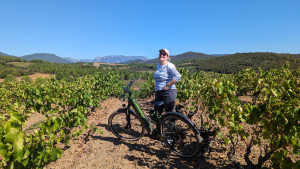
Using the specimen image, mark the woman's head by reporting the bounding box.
[159,49,170,64]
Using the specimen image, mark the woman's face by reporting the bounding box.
[159,51,169,63]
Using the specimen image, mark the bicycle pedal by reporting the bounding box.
[149,129,159,140]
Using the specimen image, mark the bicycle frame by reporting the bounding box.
[128,97,153,134]
[121,96,180,141]
[119,78,199,140]
[112,79,202,161]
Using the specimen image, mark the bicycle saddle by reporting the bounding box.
[151,101,164,107]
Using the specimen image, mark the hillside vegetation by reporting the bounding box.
[174,52,300,74]
[0,56,154,85]
[21,53,71,64]
[0,56,33,78]
[0,52,72,63]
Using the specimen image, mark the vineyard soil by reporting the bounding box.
[0,73,55,82]
[38,98,296,169]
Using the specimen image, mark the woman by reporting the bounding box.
[153,49,181,115]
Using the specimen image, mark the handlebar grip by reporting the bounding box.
[128,78,138,88]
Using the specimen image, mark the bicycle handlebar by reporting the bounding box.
[121,78,137,101]
[127,78,137,89]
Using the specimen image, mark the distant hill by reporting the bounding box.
[93,55,147,63]
[64,57,93,62]
[0,52,17,57]
[65,55,148,63]
[126,52,215,64]
[122,59,146,64]
[64,57,82,63]
[21,53,71,64]
[177,52,300,74]
[210,54,229,57]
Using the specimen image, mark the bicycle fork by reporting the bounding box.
[125,109,131,130]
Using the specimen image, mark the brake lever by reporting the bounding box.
[127,78,138,89]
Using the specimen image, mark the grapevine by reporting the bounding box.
[0,72,122,168]
[145,65,300,168]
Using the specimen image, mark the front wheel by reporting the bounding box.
[159,112,202,158]
[108,110,145,141]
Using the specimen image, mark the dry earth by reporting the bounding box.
[44,98,230,169]
[7,62,33,67]
[20,97,298,169]
[93,62,124,67]
[0,73,54,82]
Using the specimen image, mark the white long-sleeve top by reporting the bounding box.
[153,62,181,91]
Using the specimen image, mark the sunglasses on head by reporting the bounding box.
[159,52,167,56]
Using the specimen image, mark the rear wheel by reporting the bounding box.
[159,112,201,158]
[108,110,145,141]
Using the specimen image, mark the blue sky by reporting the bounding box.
[1,0,299,59]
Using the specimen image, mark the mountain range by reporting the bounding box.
[1,51,232,64]
[0,52,148,64]
[64,55,148,63]
[124,52,215,64]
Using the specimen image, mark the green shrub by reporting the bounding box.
[3,74,17,83]
[21,75,33,83]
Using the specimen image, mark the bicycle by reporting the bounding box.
[108,78,202,162]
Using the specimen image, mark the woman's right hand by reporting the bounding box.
[163,85,169,91]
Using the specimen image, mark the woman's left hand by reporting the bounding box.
[163,85,169,91]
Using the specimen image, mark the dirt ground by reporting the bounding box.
[0,73,54,82]
[93,62,124,67]
[20,97,297,169]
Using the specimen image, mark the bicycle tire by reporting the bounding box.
[108,110,145,141]
[159,112,201,158]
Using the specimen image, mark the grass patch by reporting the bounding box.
[8,62,32,67]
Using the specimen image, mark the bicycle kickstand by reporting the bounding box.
[165,141,175,165]
[165,149,172,165]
